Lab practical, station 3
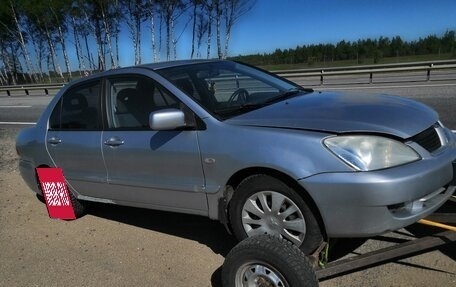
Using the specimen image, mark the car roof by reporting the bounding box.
[65,59,228,87]
[135,59,224,70]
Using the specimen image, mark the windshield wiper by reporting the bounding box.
[263,87,308,105]
[215,103,261,115]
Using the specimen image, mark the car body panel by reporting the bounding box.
[101,129,207,213]
[197,120,350,193]
[17,126,51,194]
[300,154,455,236]
[226,92,438,138]
[46,130,106,193]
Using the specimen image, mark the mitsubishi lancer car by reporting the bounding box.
[16,60,456,253]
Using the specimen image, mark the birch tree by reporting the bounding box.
[159,0,186,61]
[78,1,105,71]
[49,0,73,80]
[189,0,204,59]
[223,0,255,58]
[147,0,158,62]
[77,0,118,70]
[214,0,223,59]
[195,11,208,58]
[0,3,18,84]
[121,0,148,65]
[0,0,257,82]
[0,41,18,85]
[20,0,66,81]
[69,8,87,76]
[114,1,122,67]
[99,0,117,68]
[202,0,214,59]
[8,0,38,82]
[23,16,45,82]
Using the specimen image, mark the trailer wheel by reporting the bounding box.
[222,234,318,287]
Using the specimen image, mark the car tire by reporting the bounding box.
[222,234,318,287]
[229,174,323,254]
[68,188,87,218]
[36,193,46,204]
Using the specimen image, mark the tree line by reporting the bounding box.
[0,0,255,85]
[231,30,456,67]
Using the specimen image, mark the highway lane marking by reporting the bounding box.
[0,105,33,108]
[0,121,35,125]
[317,83,456,90]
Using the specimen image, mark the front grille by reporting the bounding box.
[410,125,442,153]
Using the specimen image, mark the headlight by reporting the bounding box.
[324,135,420,171]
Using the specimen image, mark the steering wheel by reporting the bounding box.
[227,88,249,106]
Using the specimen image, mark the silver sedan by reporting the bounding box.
[16,60,456,254]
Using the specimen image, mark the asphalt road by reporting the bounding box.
[1,79,455,286]
[0,95,49,124]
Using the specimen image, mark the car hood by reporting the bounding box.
[225,91,438,139]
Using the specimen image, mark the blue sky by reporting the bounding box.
[80,0,456,68]
[226,0,456,56]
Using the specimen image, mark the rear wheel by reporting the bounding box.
[68,188,87,218]
[229,174,323,254]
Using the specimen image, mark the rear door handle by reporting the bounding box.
[48,137,62,145]
[104,137,125,147]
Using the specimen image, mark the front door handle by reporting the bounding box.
[104,137,125,147]
[48,137,62,145]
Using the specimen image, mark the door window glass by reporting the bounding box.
[49,81,101,130]
[108,76,182,129]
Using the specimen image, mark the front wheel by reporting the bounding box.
[222,234,319,287]
[229,175,323,254]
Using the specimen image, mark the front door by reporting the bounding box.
[101,75,207,214]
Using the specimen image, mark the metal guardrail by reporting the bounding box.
[272,59,456,73]
[0,83,64,97]
[274,59,456,85]
[1,60,455,96]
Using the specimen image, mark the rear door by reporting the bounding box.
[46,80,106,196]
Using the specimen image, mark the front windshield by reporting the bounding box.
[157,61,309,120]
